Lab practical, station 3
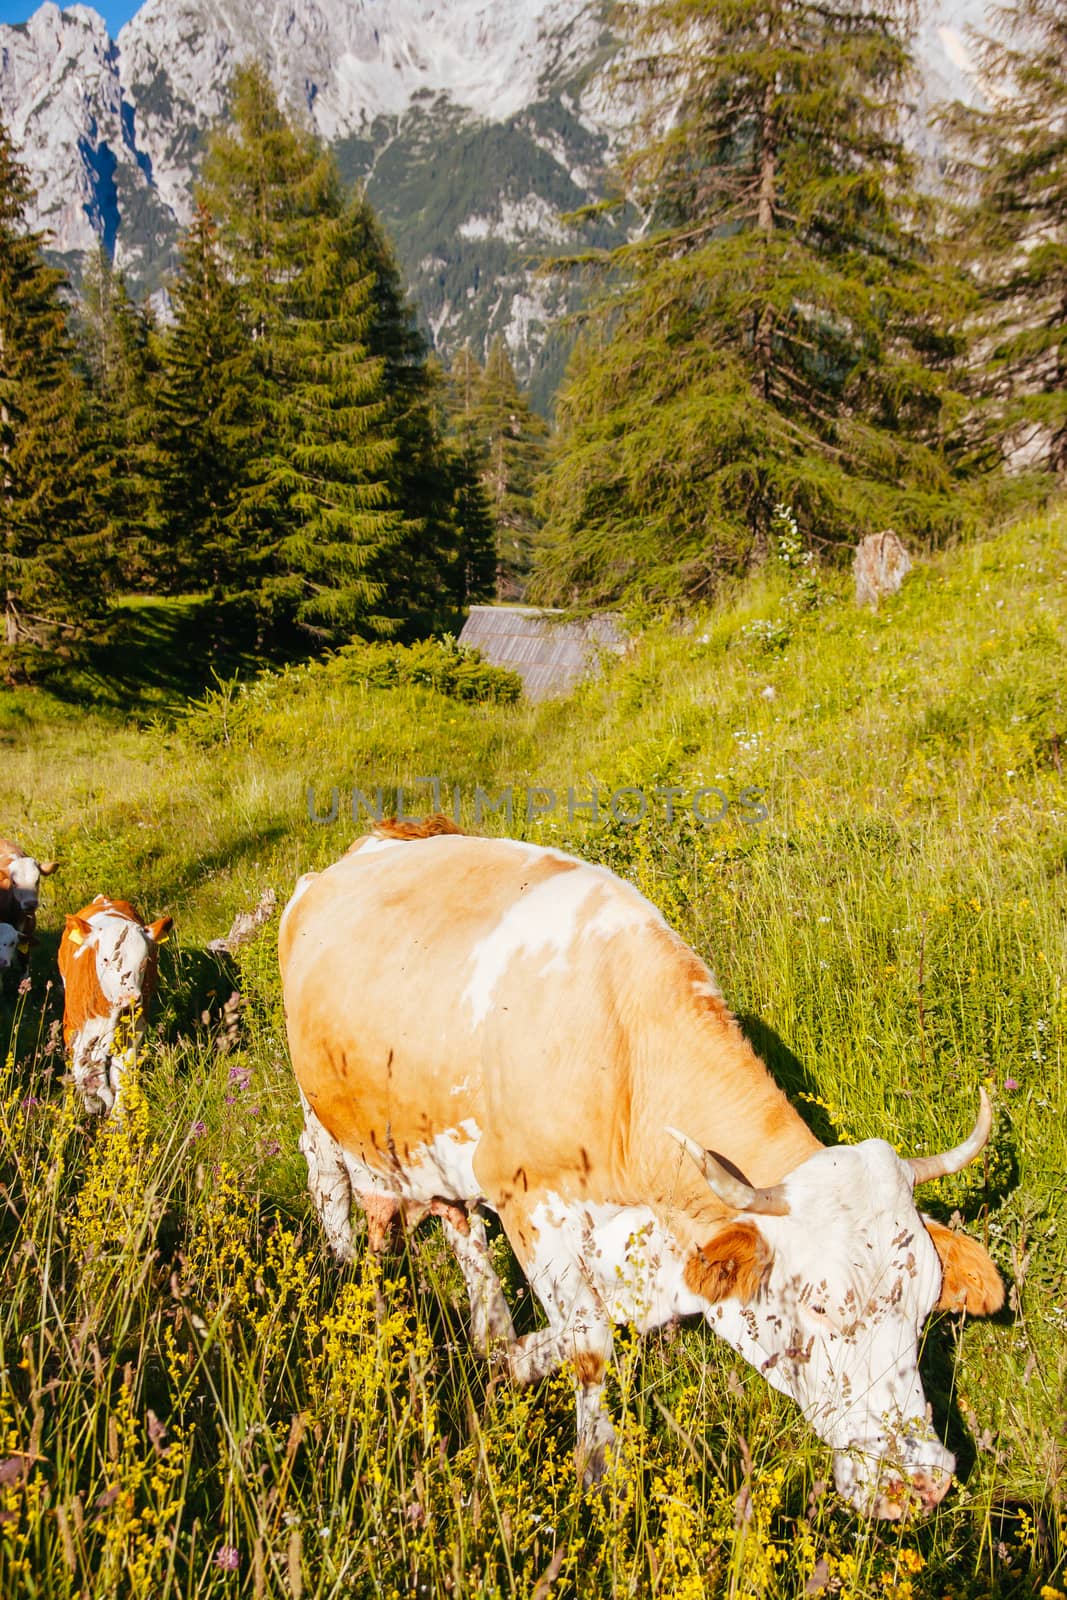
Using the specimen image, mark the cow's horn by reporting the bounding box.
[908,1088,993,1186]
[666,1127,790,1216]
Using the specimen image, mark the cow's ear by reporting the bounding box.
[925,1219,1004,1315]
[38,860,58,876]
[65,915,92,947]
[148,915,173,944]
[685,1222,773,1305]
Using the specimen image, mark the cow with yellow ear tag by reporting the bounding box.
[58,895,173,1114]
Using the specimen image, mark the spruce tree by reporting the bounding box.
[155,205,257,613]
[0,120,104,679]
[945,0,1067,476]
[443,345,498,606]
[195,64,468,646]
[458,337,548,600]
[533,0,973,609]
[76,248,163,589]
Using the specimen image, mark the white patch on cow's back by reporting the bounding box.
[462,865,657,1025]
[357,836,407,856]
[527,1195,706,1332]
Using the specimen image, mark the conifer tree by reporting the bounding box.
[194,65,470,645]
[0,120,103,679]
[454,337,547,599]
[155,205,254,610]
[533,0,972,608]
[76,248,163,588]
[443,345,498,606]
[945,0,1067,476]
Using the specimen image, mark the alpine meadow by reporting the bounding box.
[0,0,1065,1597]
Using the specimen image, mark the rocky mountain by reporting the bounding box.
[0,0,988,408]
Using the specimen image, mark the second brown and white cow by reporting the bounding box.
[58,895,173,1113]
[0,837,58,973]
[279,820,1004,1520]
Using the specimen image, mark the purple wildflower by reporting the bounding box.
[228,1064,251,1090]
[19,1096,39,1112]
[264,1139,282,1157]
[1004,1077,1019,1092]
[213,1545,240,1571]
[190,1119,207,1140]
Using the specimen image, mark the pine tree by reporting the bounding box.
[532,0,973,609]
[194,65,468,646]
[263,192,407,640]
[155,205,257,615]
[452,337,548,600]
[76,248,163,589]
[0,119,104,679]
[945,0,1067,477]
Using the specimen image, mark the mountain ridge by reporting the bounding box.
[0,0,987,404]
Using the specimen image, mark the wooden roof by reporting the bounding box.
[459,606,627,701]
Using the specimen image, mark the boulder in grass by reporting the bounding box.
[853,531,912,608]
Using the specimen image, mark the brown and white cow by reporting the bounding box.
[0,837,58,972]
[58,895,173,1113]
[279,819,1004,1519]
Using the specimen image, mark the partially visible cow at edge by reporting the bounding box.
[0,837,58,974]
[279,817,1004,1521]
[58,895,173,1113]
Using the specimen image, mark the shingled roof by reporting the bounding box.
[459,606,627,702]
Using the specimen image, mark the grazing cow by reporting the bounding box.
[0,837,58,972]
[279,819,1004,1520]
[58,895,173,1113]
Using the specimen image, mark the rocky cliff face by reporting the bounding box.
[0,0,986,403]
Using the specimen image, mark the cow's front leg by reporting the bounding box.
[501,1309,617,1484]
[298,1092,355,1263]
[495,1193,618,1484]
[437,1207,517,1353]
[71,1020,117,1114]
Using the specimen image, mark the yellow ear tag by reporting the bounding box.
[68,929,84,946]
[17,941,29,955]
[155,932,170,945]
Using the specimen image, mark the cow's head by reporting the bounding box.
[670,1092,1002,1519]
[0,923,19,969]
[3,854,57,914]
[67,910,173,1009]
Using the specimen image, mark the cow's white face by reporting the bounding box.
[0,923,19,968]
[92,915,158,1009]
[705,1142,952,1518]
[8,855,43,912]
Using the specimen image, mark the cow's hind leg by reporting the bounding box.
[436,1205,517,1353]
[298,1093,355,1263]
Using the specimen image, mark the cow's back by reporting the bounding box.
[280,834,692,1202]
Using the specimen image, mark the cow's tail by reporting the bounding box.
[372,813,467,841]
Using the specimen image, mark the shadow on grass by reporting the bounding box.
[42,595,268,717]
[738,1012,844,1145]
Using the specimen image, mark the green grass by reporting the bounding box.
[1,505,1065,1597]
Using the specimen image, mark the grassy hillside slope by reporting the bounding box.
[1,507,1065,1597]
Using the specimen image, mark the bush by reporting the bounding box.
[325,636,523,704]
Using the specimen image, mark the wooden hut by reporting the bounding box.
[458,606,626,702]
